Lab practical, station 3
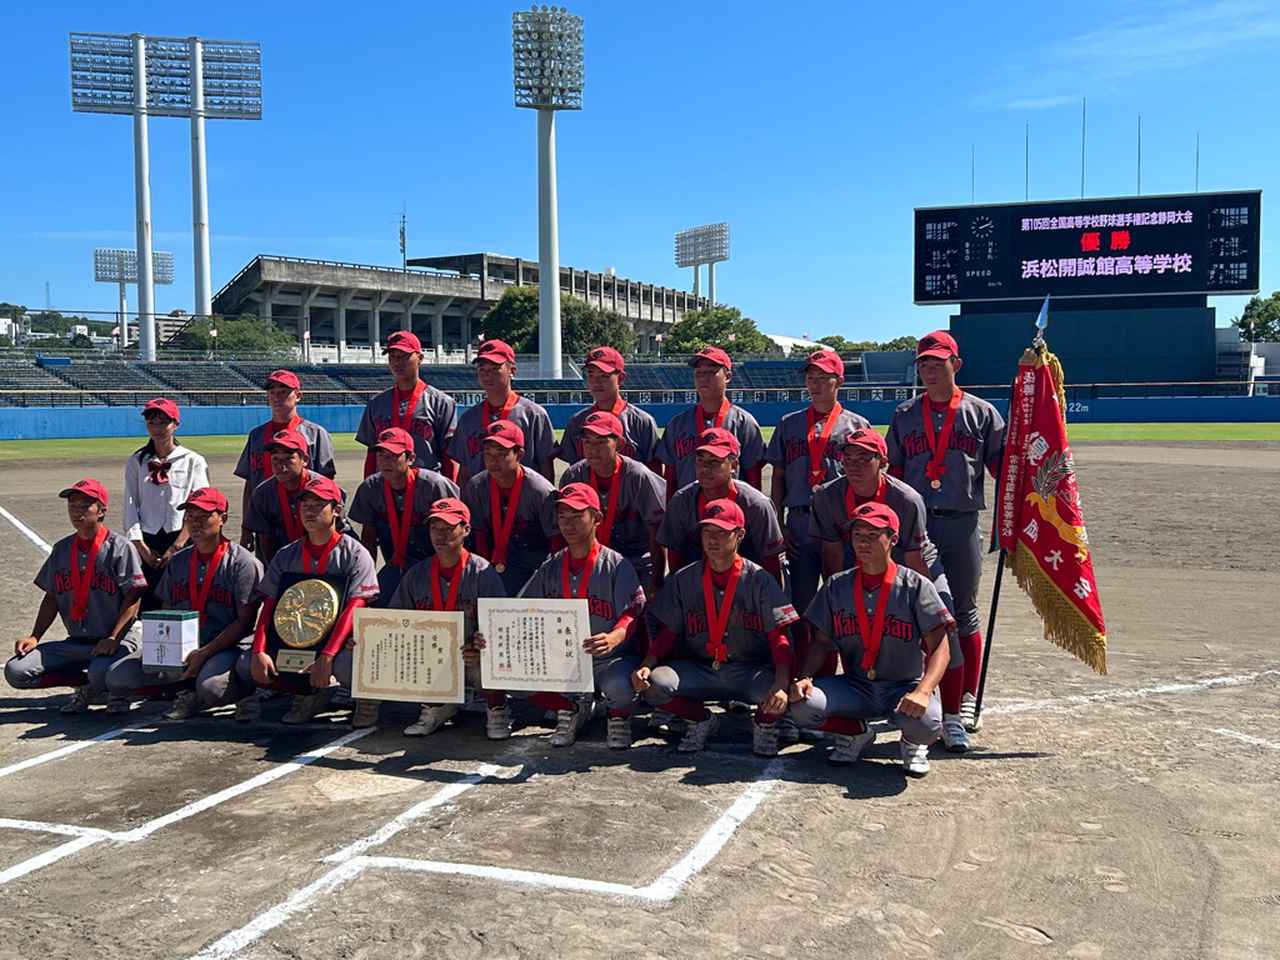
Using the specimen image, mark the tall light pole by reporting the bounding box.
[675,222,730,307]
[513,6,584,380]
[94,248,174,350]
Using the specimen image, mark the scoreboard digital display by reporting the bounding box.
[913,190,1261,304]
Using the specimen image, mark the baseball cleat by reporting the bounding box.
[60,686,91,715]
[606,715,633,750]
[234,693,262,723]
[676,713,718,753]
[282,691,330,725]
[960,692,982,732]
[485,703,513,740]
[404,703,458,737]
[828,730,875,765]
[775,715,801,743]
[647,710,688,735]
[752,720,780,757]
[163,690,201,721]
[901,739,931,777]
[942,714,969,753]
[550,708,581,747]
[105,697,130,716]
[350,699,380,729]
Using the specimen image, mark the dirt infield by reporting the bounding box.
[1,441,1278,960]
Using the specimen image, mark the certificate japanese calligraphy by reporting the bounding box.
[478,598,594,693]
[351,609,467,704]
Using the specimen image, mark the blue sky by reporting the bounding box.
[2,0,1278,340]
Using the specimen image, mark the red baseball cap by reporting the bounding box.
[264,369,301,390]
[695,427,740,459]
[557,482,601,512]
[850,501,899,536]
[804,348,844,379]
[142,397,180,423]
[483,419,525,449]
[841,427,888,458]
[582,410,624,439]
[374,427,415,456]
[179,487,229,514]
[387,330,423,354]
[689,346,732,372]
[427,497,470,525]
[475,339,516,365]
[300,474,343,504]
[584,346,625,375]
[699,498,746,531]
[265,429,309,455]
[917,330,959,360]
[59,477,109,507]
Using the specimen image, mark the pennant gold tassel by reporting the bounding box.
[1009,543,1108,674]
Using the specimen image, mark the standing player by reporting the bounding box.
[657,346,766,501]
[558,410,666,592]
[766,349,869,650]
[104,487,264,721]
[556,346,660,469]
[388,497,507,738]
[633,499,799,757]
[6,479,146,714]
[887,331,1005,752]
[356,330,457,481]
[348,427,459,601]
[243,431,342,565]
[789,502,953,777]
[460,420,559,597]
[474,483,646,749]
[244,475,379,726]
[448,338,555,484]
[657,427,785,583]
[233,369,336,549]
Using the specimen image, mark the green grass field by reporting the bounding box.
[0,422,1276,463]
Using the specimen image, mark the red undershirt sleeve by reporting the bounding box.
[251,596,277,655]
[667,550,685,574]
[745,464,764,489]
[664,464,677,504]
[323,597,366,657]
[768,625,794,672]
[761,553,783,583]
[612,612,636,638]
[648,625,678,663]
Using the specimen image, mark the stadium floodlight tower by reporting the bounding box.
[94,248,175,350]
[512,5,584,379]
[70,32,262,361]
[675,222,730,306]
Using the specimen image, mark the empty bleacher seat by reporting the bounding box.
[0,363,83,406]
[55,362,185,406]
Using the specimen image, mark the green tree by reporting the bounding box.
[818,333,919,354]
[664,306,776,356]
[1233,292,1280,342]
[172,313,298,355]
[478,287,635,357]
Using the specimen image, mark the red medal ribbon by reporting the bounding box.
[701,556,743,666]
[391,380,428,435]
[696,398,730,432]
[70,526,108,622]
[922,390,963,485]
[302,531,341,575]
[855,561,897,675]
[488,467,525,570]
[382,469,418,568]
[275,478,305,542]
[598,396,627,417]
[805,402,843,488]
[560,542,600,599]
[590,457,625,547]
[845,475,886,516]
[189,538,230,625]
[482,391,519,427]
[256,414,302,479]
[429,548,470,611]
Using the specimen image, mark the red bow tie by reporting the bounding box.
[147,460,172,484]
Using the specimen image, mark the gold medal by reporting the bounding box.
[495,563,506,573]
[273,579,340,650]
[867,668,877,680]
[930,479,942,490]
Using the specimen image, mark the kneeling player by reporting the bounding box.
[634,499,798,757]
[388,497,506,737]
[6,479,146,714]
[789,502,952,777]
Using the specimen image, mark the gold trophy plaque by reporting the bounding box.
[273,579,340,672]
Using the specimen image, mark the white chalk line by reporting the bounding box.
[0,503,52,554]
[0,834,102,885]
[0,818,114,839]
[355,855,649,900]
[1212,728,1280,752]
[0,724,157,779]
[985,669,1280,716]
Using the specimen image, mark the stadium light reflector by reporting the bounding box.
[675,222,730,268]
[93,248,175,285]
[512,6,584,111]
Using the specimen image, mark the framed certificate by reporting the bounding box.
[478,598,594,694]
[351,609,467,704]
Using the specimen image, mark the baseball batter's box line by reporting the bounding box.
[188,758,785,960]
[0,503,52,554]
[984,669,1280,716]
[0,723,159,779]
[0,727,372,888]
[1212,728,1280,752]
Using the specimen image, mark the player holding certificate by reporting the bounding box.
[469,482,646,749]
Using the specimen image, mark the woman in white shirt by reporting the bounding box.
[125,398,210,607]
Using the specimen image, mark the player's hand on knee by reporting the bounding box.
[895,688,929,719]
[761,687,789,718]
[306,654,334,690]
[251,651,277,685]
[631,666,651,693]
[15,636,38,657]
[789,678,813,702]
[181,647,209,680]
[92,638,117,657]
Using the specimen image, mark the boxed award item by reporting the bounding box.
[141,609,200,680]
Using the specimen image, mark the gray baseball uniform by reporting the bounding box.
[356,382,458,473]
[234,417,337,490]
[657,480,785,566]
[258,534,380,605]
[559,456,665,583]
[244,471,349,544]
[557,402,659,466]
[809,473,938,570]
[389,551,508,644]
[347,468,460,569]
[461,468,559,596]
[658,403,767,490]
[448,394,555,477]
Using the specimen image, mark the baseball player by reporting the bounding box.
[348,427,459,602]
[243,430,347,565]
[887,330,1005,752]
[789,501,953,777]
[657,346,766,500]
[448,338,555,484]
[657,427,785,582]
[471,482,646,749]
[104,487,265,721]
[559,410,666,591]
[233,369,337,549]
[633,498,800,757]
[6,478,146,715]
[460,419,560,597]
[355,330,458,480]
[388,497,507,738]
[244,475,379,726]
[556,346,660,469]
[766,349,870,651]
[124,398,209,608]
